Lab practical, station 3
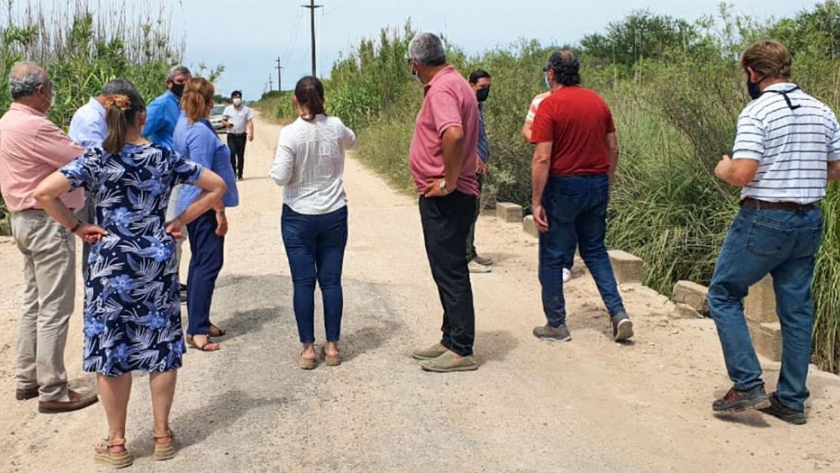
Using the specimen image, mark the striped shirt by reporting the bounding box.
[733,82,840,204]
[525,92,551,125]
[269,115,356,215]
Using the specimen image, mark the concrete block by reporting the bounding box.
[745,275,776,324]
[748,321,783,362]
[669,303,704,320]
[496,202,523,223]
[523,215,539,238]
[608,250,643,284]
[672,280,709,316]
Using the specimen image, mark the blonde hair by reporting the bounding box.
[741,41,791,80]
[180,77,214,123]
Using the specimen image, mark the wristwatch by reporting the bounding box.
[439,180,451,194]
[69,220,82,232]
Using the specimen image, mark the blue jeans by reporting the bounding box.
[186,210,224,335]
[708,206,822,412]
[281,205,348,344]
[539,175,625,327]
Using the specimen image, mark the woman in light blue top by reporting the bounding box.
[174,78,239,352]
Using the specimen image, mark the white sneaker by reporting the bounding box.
[562,268,572,283]
[469,261,492,273]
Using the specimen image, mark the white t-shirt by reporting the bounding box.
[269,115,356,215]
[222,104,254,134]
[733,83,840,204]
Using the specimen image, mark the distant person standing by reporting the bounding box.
[708,41,840,425]
[407,33,481,373]
[0,61,98,413]
[270,77,355,370]
[530,50,633,343]
[143,65,192,302]
[223,90,254,181]
[69,78,136,278]
[465,69,493,274]
[522,67,574,283]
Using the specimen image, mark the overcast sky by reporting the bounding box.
[110,1,831,99]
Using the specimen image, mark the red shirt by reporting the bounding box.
[530,86,615,176]
[409,65,480,196]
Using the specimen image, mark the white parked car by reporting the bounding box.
[209,104,226,133]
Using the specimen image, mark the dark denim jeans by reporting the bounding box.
[186,210,224,335]
[539,175,625,327]
[708,206,822,412]
[281,205,348,344]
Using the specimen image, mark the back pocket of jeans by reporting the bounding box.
[746,219,793,257]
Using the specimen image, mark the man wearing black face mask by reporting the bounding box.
[466,69,493,273]
[142,64,192,302]
[709,41,840,425]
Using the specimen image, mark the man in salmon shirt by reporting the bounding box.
[0,62,99,413]
[530,50,634,343]
[407,33,481,373]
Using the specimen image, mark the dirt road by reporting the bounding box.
[1,114,839,472]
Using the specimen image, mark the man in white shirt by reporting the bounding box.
[223,90,254,181]
[68,79,136,278]
[709,40,840,425]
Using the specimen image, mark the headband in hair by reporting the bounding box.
[105,94,131,111]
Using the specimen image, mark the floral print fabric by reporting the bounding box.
[61,143,203,376]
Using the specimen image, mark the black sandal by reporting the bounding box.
[208,324,226,337]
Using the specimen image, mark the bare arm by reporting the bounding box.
[167,170,226,237]
[715,156,760,187]
[522,121,533,142]
[828,161,840,182]
[423,126,466,197]
[247,119,254,140]
[531,141,552,232]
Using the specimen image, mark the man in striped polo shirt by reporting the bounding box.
[709,41,840,425]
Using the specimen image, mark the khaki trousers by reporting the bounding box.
[10,209,75,402]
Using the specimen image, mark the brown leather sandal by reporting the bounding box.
[94,438,133,469]
[153,430,176,461]
[321,346,342,367]
[186,334,220,352]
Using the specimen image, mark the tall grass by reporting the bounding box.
[0,0,182,222]
[265,5,840,373]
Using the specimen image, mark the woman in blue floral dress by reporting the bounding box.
[34,83,226,469]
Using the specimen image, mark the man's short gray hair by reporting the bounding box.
[408,33,446,67]
[9,61,51,100]
[101,78,137,97]
[166,65,191,83]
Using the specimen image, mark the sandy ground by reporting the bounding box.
[1,113,839,473]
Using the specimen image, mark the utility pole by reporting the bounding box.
[275,57,284,91]
[302,0,322,77]
[268,73,273,93]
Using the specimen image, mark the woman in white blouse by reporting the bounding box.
[269,76,356,369]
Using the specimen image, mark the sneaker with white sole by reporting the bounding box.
[473,254,494,266]
[562,268,572,283]
[611,311,634,341]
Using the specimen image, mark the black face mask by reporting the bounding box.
[747,79,762,100]
[476,87,490,102]
[171,82,186,98]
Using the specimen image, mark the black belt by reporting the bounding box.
[740,197,820,211]
[228,132,246,137]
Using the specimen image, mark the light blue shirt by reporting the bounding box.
[68,98,107,149]
[477,103,489,163]
[142,90,180,149]
[173,112,239,215]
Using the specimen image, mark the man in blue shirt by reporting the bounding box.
[143,65,191,301]
[466,69,493,274]
[142,65,191,149]
[68,78,138,278]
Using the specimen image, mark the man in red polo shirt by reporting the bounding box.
[407,32,480,372]
[530,50,634,343]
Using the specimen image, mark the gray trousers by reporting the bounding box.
[10,210,75,402]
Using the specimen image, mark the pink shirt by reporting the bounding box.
[409,66,480,196]
[0,103,85,212]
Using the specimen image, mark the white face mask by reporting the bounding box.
[233,98,242,106]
